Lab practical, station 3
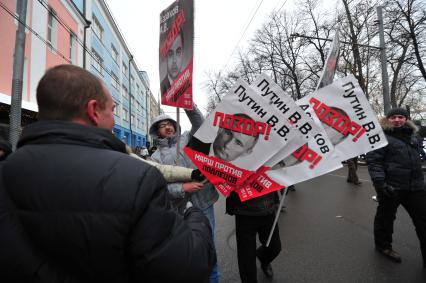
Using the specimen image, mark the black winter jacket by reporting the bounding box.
[0,121,215,282]
[226,190,280,216]
[366,119,426,192]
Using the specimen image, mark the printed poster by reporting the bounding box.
[184,78,305,196]
[159,0,194,109]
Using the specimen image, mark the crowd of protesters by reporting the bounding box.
[1,65,426,283]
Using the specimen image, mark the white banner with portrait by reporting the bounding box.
[184,78,305,196]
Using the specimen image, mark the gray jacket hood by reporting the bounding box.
[149,114,180,140]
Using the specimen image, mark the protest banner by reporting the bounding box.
[159,0,193,109]
[184,78,305,196]
[299,75,388,160]
[262,29,343,190]
[240,74,388,202]
[236,74,325,201]
[316,30,340,90]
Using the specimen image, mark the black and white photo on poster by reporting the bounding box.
[186,78,305,172]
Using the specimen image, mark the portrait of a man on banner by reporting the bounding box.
[159,0,194,109]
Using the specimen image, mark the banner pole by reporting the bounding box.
[176,108,181,166]
[266,187,288,247]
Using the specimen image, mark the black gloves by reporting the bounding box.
[191,169,206,182]
[375,182,397,198]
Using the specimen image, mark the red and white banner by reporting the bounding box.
[235,74,324,201]
[263,75,387,190]
[316,30,340,91]
[185,78,305,196]
[159,0,194,109]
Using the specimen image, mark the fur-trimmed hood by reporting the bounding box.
[379,117,418,133]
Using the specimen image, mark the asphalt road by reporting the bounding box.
[213,165,426,283]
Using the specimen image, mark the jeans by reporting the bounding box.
[202,205,220,283]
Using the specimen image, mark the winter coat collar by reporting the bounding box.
[379,117,418,133]
[17,120,127,153]
[379,117,418,144]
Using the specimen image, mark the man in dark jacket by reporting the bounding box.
[366,108,426,267]
[226,191,282,283]
[1,64,215,282]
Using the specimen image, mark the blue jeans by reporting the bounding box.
[202,205,220,283]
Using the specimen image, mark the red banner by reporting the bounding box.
[184,146,253,190]
[161,60,193,108]
[159,0,194,109]
[237,172,283,202]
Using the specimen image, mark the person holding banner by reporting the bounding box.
[366,108,426,266]
[226,191,281,282]
[149,107,220,283]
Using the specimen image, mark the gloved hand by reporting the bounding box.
[375,183,397,198]
[191,169,206,182]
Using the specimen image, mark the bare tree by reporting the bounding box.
[203,0,426,116]
[392,0,426,82]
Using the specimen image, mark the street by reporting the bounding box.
[214,165,426,282]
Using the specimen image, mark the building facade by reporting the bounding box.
[147,91,162,146]
[0,0,158,147]
[0,0,86,137]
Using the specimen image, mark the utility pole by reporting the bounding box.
[82,20,91,68]
[145,89,149,147]
[9,0,28,150]
[81,0,91,69]
[377,6,391,114]
[291,17,392,114]
[128,55,133,148]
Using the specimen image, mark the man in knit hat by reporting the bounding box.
[149,107,220,283]
[366,107,426,267]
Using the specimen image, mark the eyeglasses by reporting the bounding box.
[158,121,174,129]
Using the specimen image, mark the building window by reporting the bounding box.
[69,32,77,63]
[47,8,58,49]
[111,44,118,63]
[122,85,128,100]
[91,49,103,74]
[111,72,119,89]
[123,108,129,121]
[92,14,103,41]
[131,114,135,126]
[113,102,120,116]
[122,62,128,78]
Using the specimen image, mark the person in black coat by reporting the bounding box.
[0,64,215,282]
[226,191,282,282]
[366,108,426,267]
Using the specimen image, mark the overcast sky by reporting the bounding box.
[104,0,302,131]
